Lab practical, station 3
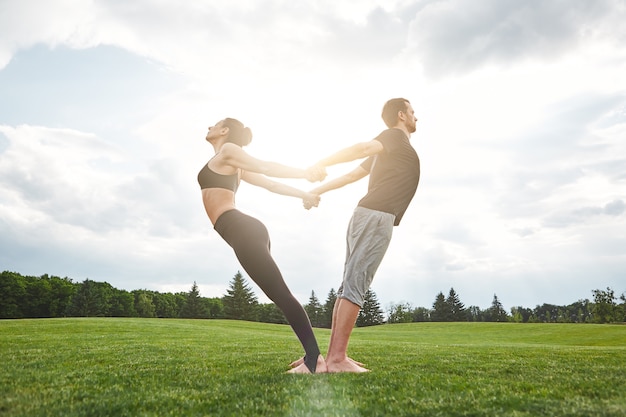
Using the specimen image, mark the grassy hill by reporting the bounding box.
[1,318,624,416]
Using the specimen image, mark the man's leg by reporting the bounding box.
[289,298,365,369]
[325,208,394,373]
[325,297,368,373]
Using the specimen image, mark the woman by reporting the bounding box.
[198,117,326,374]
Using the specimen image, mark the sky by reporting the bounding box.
[1,0,625,313]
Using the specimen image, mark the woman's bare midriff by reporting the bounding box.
[201,188,237,225]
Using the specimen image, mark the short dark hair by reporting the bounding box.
[381,98,410,128]
[222,118,252,147]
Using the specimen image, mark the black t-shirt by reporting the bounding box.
[358,128,420,226]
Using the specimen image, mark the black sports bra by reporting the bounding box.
[197,162,239,192]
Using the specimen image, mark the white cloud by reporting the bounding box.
[1,0,625,311]
[405,0,626,77]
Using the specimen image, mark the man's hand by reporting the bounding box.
[302,192,321,210]
[304,164,327,182]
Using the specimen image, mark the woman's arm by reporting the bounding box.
[221,143,324,182]
[241,171,321,207]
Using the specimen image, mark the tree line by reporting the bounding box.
[0,270,384,327]
[1,270,624,325]
[387,287,625,324]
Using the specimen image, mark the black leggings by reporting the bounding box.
[214,209,320,372]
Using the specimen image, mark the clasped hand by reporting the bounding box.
[302,192,320,210]
[304,164,327,183]
[302,164,325,209]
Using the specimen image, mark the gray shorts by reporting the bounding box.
[337,206,394,307]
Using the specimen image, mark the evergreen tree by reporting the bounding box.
[431,292,451,321]
[223,272,258,321]
[446,288,466,321]
[181,281,208,318]
[487,294,508,322]
[304,290,323,327]
[357,289,384,327]
[320,288,337,328]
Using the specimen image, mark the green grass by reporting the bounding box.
[1,319,625,416]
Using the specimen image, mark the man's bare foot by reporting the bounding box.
[287,355,327,374]
[346,357,365,367]
[326,357,370,373]
[290,356,364,368]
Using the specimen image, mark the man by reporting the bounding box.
[306,98,420,372]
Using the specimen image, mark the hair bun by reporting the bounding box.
[222,118,252,147]
[243,127,253,146]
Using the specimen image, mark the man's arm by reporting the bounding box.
[241,171,320,207]
[302,165,368,210]
[316,140,383,168]
[301,139,382,209]
[310,165,369,195]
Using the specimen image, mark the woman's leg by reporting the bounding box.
[216,211,321,372]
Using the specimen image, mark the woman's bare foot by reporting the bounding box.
[288,356,305,368]
[287,355,327,374]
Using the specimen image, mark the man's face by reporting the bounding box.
[403,103,418,134]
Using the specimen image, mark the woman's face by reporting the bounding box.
[205,120,225,141]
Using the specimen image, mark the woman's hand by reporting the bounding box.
[304,164,327,182]
[302,192,321,210]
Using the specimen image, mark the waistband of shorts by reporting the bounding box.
[355,205,396,221]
